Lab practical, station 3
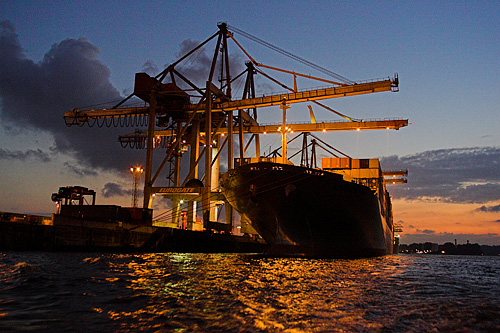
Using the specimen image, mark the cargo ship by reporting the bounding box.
[221,129,406,258]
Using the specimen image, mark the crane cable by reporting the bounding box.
[227,25,356,85]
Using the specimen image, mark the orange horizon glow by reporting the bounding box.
[392,198,500,240]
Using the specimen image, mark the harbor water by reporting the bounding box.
[1,252,499,332]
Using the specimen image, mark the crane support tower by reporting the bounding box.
[64,23,406,232]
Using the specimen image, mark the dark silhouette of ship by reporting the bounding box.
[221,151,406,258]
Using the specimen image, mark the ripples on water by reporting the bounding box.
[0,252,499,332]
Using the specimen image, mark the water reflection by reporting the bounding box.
[1,252,499,331]
[96,254,416,331]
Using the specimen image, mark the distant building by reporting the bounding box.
[398,242,486,255]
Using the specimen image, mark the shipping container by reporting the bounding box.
[369,159,380,169]
[322,157,351,169]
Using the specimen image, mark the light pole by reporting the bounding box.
[130,166,144,208]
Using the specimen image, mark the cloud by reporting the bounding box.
[101,182,132,198]
[0,20,143,173]
[0,22,250,177]
[476,204,500,213]
[0,148,51,162]
[381,146,500,204]
[142,60,159,76]
[173,39,212,86]
[63,162,98,177]
[172,38,244,93]
[416,229,436,234]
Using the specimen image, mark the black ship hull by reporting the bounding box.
[221,162,393,258]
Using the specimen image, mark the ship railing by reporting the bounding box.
[352,178,380,193]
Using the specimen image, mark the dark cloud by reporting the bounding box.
[381,146,500,204]
[0,148,51,162]
[173,38,244,93]
[173,39,212,87]
[0,20,143,173]
[416,229,436,234]
[0,21,252,179]
[101,182,132,198]
[476,204,500,213]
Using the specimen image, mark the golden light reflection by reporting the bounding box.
[105,277,120,282]
[231,257,403,331]
[94,253,413,331]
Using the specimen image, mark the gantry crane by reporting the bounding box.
[64,23,406,231]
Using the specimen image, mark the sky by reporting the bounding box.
[0,0,499,245]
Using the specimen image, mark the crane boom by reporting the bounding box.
[206,77,396,111]
[118,119,408,145]
[64,77,397,124]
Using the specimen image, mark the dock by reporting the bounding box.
[0,211,267,253]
